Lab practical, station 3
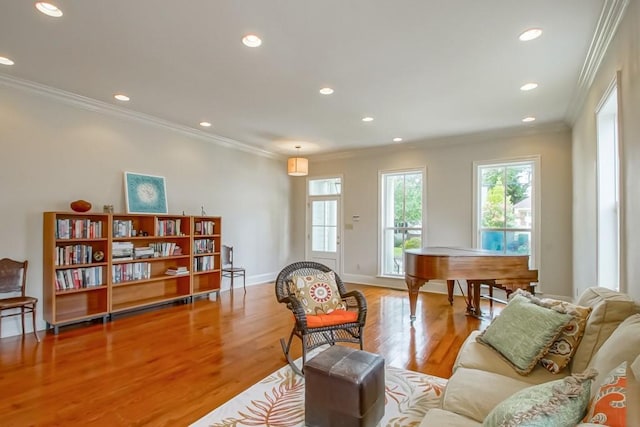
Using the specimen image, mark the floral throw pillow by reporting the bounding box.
[538,299,592,374]
[583,361,628,426]
[291,271,346,315]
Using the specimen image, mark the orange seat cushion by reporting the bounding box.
[306,309,358,328]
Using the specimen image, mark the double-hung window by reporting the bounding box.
[380,169,425,276]
[474,158,539,267]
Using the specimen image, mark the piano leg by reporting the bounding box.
[405,277,425,321]
[447,280,454,305]
[466,280,484,317]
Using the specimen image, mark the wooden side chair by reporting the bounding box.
[221,245,246,292]
[275,261,367,375]
[0,258,40,341]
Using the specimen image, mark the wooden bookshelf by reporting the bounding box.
[43,212,222,334]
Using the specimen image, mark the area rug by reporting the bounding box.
[190,353,448,427]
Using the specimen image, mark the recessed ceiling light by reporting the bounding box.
[199,121,212,127]
[35,2,63,17]
[114,94,130,102]
[520,83,539,91]
[362,117,374,122]
[393,137,403,142]
[519,28,542,41]
[242,34,262,48]
[522,116,536,123]
[319,87,334,95]
[0,56,15,66]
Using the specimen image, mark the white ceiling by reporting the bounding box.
[0,1,607,157]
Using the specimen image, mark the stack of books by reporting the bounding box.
[134,246,154,259]
[165,266,189,276]
[112,242,134,261]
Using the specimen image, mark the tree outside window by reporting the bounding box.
[479,163,532,255]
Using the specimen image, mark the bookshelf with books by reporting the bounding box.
[110,214,191,313]
[43,212,110,334]
[43,212,224,334]
[192,216,222,296]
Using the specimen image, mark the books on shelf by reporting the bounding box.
[55,244,94,266]
[112,262,151,283]
[113,219,134,238]
[193,239,215,254]
[165,267,189,276]
[55,266,103,290]
[112,242,134,261]
[156,218,182,236]
[195,220,215,235]
[193,255,214,272]
[134,246,154,259]
[56,218,103,239]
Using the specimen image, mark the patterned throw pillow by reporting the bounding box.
[583,361,628,426]
[477,292,573,375]
[538,299,592,374]
[291,271,346,315]
[483,369,596,427]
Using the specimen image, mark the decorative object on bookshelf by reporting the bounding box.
[103,204,114,214]
[93,250,105,262]
[124,172,168,214]
[70,199,92,212]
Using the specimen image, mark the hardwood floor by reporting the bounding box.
[0,283,497,426]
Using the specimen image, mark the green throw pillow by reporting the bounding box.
[477,293,573,375]
[483,370,595,427]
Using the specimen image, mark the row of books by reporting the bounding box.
[150,242,181,257]
[194,220,215,235]
[56,267,103,290]
[113,219,136,238]
[193,255,215,272]
[193,239,215,254]
[56,219,103,240]
[156,218,182,236]
[112,262,151,283]
[55,244,94,266]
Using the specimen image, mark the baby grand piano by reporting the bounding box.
[404,247,538,320]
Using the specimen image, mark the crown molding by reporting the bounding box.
[309,121,570,162]
[565,0,630,123]
[0,73,281,160]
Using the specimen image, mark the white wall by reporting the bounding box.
[300,128,573,297]
[572,0,640,301]
[0,81,292,337]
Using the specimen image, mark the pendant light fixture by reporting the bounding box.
[287,145,308,176]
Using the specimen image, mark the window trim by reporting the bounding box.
[378,167,427,278]
[472,156,540,269]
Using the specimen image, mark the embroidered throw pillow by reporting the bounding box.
[483,369,596,427]
[537,299,592,374]
[583,361,628,426]
[291,271,346,315]
[477,292,573,375]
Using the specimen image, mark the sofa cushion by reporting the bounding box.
[420,408,482,427]
[538,298,592,374]
[476,293,573,375]
[483,369,596,427]
[630,355,640,427]
[583,361,628,426]
[443,368,533,422]
[571,287,638,372]
[455,331,566,385]
[587,314,640,397]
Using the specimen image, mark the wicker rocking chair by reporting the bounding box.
[275,261,367,376]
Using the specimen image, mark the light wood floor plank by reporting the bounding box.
[0,283,495,426]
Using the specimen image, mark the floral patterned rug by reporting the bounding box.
[190,351,448,427]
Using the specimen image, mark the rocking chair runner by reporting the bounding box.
[275,261,367,376]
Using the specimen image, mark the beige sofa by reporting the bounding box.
[420,287,640,426]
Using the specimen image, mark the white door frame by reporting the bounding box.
[305,176,343,275]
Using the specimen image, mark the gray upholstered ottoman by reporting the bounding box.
[304,345,385,427]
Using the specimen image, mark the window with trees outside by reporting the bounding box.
[380,169,424,276]
[475,159,538,266]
